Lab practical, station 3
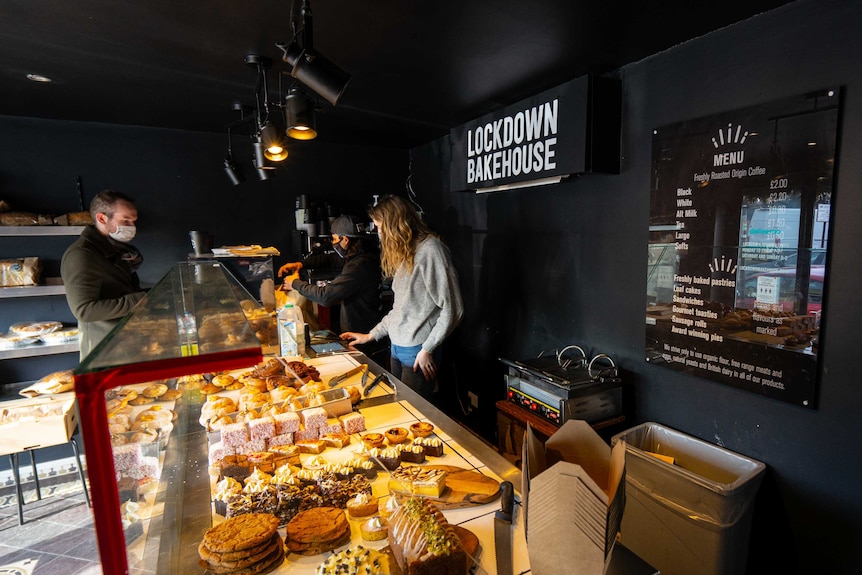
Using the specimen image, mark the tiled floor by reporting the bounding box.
[0,484,100,575]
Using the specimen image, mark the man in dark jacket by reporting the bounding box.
[279,215,383,335]
[61,189,147,358]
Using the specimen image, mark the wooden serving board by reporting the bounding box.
[384,525,480,575]
[389,465,501,509]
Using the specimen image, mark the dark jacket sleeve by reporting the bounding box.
[292,255,368,307]
[61,240,145,323]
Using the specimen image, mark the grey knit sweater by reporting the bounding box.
[369,237,463,353]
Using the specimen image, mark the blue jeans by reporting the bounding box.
[390,343,439,399]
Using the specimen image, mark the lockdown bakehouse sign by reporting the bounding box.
[449,77,590,191]
[645,88,841,408]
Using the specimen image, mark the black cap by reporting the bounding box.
[330,215,366,236]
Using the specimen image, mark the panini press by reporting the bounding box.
[500,345,622,425]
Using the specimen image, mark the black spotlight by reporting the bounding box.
[223,153,245,186]
[285,86,317,140]
[253,137,275,180]
[260,121,288,161]
[281,44,350,106]
[277,0,350,106]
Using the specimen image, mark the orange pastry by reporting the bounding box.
[410,421,434,438]
[385,427,410,445]
[361,433,385,449]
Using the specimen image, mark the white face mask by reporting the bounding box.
[109,224,137,243]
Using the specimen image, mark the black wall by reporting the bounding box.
[410,0,862,573]
[0,117,407,384]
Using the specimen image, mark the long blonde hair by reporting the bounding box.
[370,195,436,276]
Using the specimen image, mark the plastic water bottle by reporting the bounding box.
[277,303,305,357]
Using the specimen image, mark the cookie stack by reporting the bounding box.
[285,507,351,556]
[198,513,284,575]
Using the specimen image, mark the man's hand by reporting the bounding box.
[278,262,302,277]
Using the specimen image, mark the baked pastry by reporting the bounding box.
[413,436,444,457]
[268,445,301,467]
[378,496,400,519]
[128,395,154,406]
[320,432,350,449]
[410,422,434,438]
[361,433,385,449]
[375,448,401,471]
[396,443,427,464]
[207,415,234,430]
[201,383,221,395]
[142,382,168,398]
[243,377,268,393]
[389,498,465,575]
[212,374,236,388]
[285,507,350,556]
[346,492,379,518]
[315,546,390,575]
[270,385,297,403]
[345,457,378,479]
[159,388,183,401]
[296,439,327,454]
[389,467,447,498]
[129,429,159,444]
[198,513,282,573]
[247,452,276,474]
[385,427,410,445]
[360,516,388,541]
[220,454,252,482]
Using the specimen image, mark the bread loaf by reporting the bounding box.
[0,257,41,287]
[389,497,465,575]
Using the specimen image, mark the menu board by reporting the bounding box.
[645,89,841,407]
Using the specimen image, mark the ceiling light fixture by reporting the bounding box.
[223,128,245,186]
[285,85,317,140]
[252,136,273,180]
[277,0,350,106]
[245,54,286,172]
[26,73,53,83]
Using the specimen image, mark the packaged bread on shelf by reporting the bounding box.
[0,257,41,287]
[0,212,39,226]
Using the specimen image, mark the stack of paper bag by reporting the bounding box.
[522,419,626,575]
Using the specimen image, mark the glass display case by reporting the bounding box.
[73,261,264,575]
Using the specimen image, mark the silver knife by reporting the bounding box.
[494,480,514,575]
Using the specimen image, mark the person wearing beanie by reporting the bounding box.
[279,215,385,343]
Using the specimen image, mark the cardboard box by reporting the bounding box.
[522,419,626,575]
[0,392,78,455]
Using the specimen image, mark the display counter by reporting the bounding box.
[152,350,526,574]
[72,262,654,575]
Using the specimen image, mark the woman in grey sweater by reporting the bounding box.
[341,195,463,398]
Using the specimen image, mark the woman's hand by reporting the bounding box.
[278,262,302,277]
[414,349,436,380]
[340,331,374,346]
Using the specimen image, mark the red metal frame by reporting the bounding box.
[74,347,262,575]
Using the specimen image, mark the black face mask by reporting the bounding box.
[333,242,348,258]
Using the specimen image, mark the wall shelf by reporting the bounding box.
[0,226,85,237]
[0,343,78,360]
[0,284,66,299]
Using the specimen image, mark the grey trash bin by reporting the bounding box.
[611,422,765,575]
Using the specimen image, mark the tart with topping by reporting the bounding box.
[410,421,435,438]
[385,427,410,445]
